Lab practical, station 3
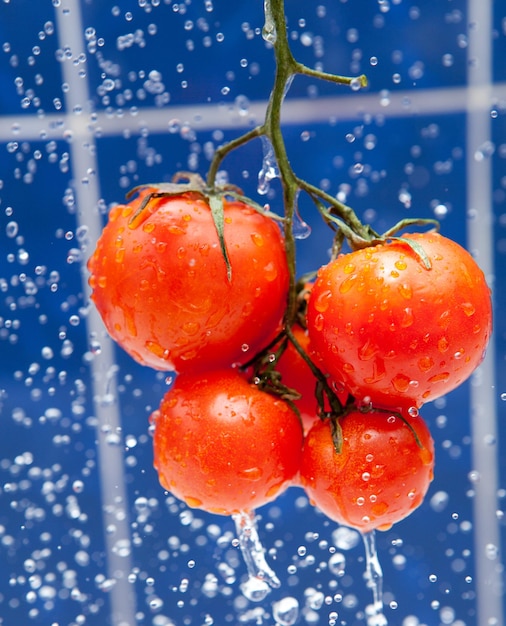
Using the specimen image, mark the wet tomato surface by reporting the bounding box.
[88,189,289,373]
[306,232,492,409]
[152,369,304,515]
[300,408,435,532]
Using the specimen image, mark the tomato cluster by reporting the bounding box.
[88,185,492,533]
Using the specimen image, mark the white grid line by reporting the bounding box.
[1,81,506,143]
[55,3,137,625]
[467,0,503,624]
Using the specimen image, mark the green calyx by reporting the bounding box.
[126,172,282,282]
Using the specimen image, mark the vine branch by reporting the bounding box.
[206,0,368,328]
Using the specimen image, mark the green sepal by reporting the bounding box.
[330,417,343,454]
[222,189,284,222]
[394,236,432,270]
[208,193,233,282]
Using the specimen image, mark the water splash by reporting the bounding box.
[258,136,280,195]
[257,139,310,238]
[362,530,388,626]
[272,596,299,625]
[233,510,281,602]
[292,189,311,239]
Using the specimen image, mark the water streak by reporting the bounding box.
[233,510,281,602]
[362,530,388,626]
[257,135,280,195]
[292,189,311,239]
[262,0,277,44]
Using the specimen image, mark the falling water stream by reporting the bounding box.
[233,510,281,602]
[362,531,388,626]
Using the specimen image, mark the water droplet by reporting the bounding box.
[428,372,450,384]
[398,283,412,299]
[400,307,414,328]
[300,32,313,47]
[461,302,476,317]
[391,373,411,393]
[328,552,346,577]
[339,274,358,294]
[6,221,19,238]
[72,480,84,493]
[350,77,363,91]
[134,496,149,513]
[272,596,299,625]
[240,576,270,602]
[332,526,361,550]
[149,596,164,611]
[485,543,499,561]
[434,204,448,218]
[262,0,277,44]
[468,470,480,483]
[430,490,449,512]
[438,337,449,353]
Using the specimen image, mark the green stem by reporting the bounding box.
[206,125,264,188]
[295,177,368,239]
[295,61,367,89]
[205,0,368,328]
[264,0,300,325]
[285,325,345,417]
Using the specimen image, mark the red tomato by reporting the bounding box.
[151,369,303,515]
[88,189,289,372]
[300,409,434,532]
[306,232,492,409]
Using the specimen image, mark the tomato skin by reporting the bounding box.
[87,189,289,372]
[300,409,434,532]
[152,369,303,515]
[306,232,492,409]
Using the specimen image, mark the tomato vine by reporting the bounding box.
[202,0,440,408]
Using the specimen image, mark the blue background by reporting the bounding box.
[1,1,505,625]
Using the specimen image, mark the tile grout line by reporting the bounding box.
[54,3,137,625]
[2,82,506,142]
[467,0,504,624]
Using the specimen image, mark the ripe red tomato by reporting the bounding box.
[88,188,289,372]
[306,232,492,409]
[151,369,303,515]
[300,409,434,532]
